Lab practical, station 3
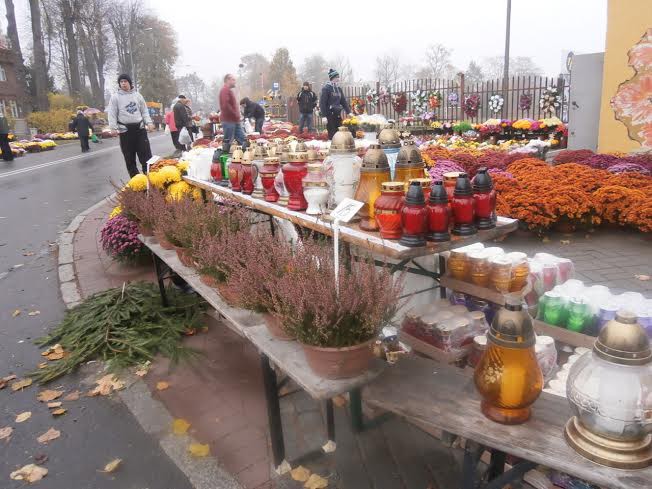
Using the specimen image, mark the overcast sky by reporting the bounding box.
[6,0,607,87]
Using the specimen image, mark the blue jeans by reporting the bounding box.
[222,122,246,152]
[298,113,314,133]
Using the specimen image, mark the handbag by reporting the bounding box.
[178,127,191,145]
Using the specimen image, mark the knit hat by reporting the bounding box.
[328,68,339,81]
[117,73,133,88]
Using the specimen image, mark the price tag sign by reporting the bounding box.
[329,198,364,223]
[146,155,161,169]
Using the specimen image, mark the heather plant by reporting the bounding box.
[193,225,252,284]
[158,197,207,248]
[100,215,149,264]
[270,240,404,348]
[115,186,167,232]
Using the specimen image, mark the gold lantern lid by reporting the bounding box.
[231,146,244,162]
[488,297,536,348]
[295,141,308,152]
[253,144,266,159]
[381,181,405,192]
[228,140,238,154]
[306,162,323,173]
[307,149,318,161]
[378,124,401,148]
[329,127,355,154]
[242,148,253,164]
[361,144,390,171]
[396,142,424,168]
[263,156,280,165]
[594,311,652,366]
[279,143,290,163]
[288,151,308,163]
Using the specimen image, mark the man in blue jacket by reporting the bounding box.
[319,69,351,139]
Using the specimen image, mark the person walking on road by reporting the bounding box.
[220,74,246,152]
[108,73,154,177]
[239,97,265,134]
[164,107,181,152]
[71,110,92,152]
[173,95,192,151]
[0,110,14,161]
[320,69,351,139]
[297,81,317,134]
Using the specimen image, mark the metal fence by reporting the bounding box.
[285,74,568,129]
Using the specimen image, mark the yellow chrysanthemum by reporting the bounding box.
[167,181,192,201]
[158,165,182,183]
[147,171,166,189]
[191,186,203,201]
[176,161,190,173]
[109,206,122,219]
[127,173,149,192]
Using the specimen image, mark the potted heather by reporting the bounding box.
[271,240,403,379]
[100,214,150,265]
[226,227,295,340]
[156,197,206,267]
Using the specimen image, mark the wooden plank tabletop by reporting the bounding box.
[244,325,386,400]
[364,356,652,489]
[184,176,518,260]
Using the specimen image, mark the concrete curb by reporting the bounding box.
[57,196,244,489]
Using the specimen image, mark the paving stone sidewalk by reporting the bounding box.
[69,203,651,488]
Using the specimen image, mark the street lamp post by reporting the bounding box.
[502,0,512,98]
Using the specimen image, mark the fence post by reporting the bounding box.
[458,72,465,121]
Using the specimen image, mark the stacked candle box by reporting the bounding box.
[537,280,652,337]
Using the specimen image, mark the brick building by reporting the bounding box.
[0,36,22,118]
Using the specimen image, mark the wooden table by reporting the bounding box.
[140,235,384,470]
[364,355,652,489]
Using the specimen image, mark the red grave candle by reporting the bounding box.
[472,167,496,230]
[400,181,428,247]
[374,182,404,240]
[260,157,281,202]
[427,180,451,242]
[452,173,477,236]
[282,152,308,211]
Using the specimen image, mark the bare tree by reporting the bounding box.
[58,0,82,99]
[176,72,206,107]
[374,54,400,88]
[29,0,50,110]
[107,0,143,77]
[423,44,455,79]
[299,54,329,87]
[5,0,30,112]
[482,56,544,80]
[465,61,485,88]
[238,52,270,98]
[78,0,114,107]
[328,54,354,84]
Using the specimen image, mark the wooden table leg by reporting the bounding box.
[325,399,335,442]
[260,353,286,470]
[349,388,363,433]
[486,450,507,480]
[152,254,169,307]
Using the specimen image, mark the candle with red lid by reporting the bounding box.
[472,167,496,230]
[399,181,428,247]
[427,180,450,242]
[452,172,476,236]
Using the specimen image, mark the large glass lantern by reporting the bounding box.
[323,127,362,209]
[474,297,543,424]
[378,124,401,179]
[354,144,390,231]
[395,142,424,190]
[565,311,652,469]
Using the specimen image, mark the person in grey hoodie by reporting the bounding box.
[108,73,154,177]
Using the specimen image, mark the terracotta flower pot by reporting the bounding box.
[263,313,294,341]
[174,246,195,267]
[154,229,174,250]
[139,223,154,237]
[216,282,239,305]
[301,339,375,379]
[199,273,220,288]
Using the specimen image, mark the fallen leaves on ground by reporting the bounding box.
[63,391,80,401]
[50,408,66,416]
[33,454,48,465]
[10,464,48,483]
[188,443,210,457]
[36,428,60,444]
[23,252,35,257]
[100,458,122,473]
[635,274,651,281]
[15,412,32,423]
[28,311,41,316]
[42,344,65,361]
[88,374,124,397]
[291,466,311,482]
[37,390,63,403]
[156,381,170,391]
[11,378,33,391]
[12,309,21,317]
[304,473,328,489]
[0,375,17,390]
[0,426,13,442]
[134,362,150,377]
[560,240,571,245]
[47,402,61,408]
[172,419,190,435]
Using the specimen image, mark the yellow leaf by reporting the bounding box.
[46,352,64,361]
[63,391,80,401]
[172,419,190,435]
[10,464,48,483]
[188,443,210,457]
[51,408,67,416]
[635,274,651,281]
[15,412,32,423]
[101,458,122,473]
[37,428,60,444]
[11,378,33,391]
[28,310,41,316]
[0,426,13,442]
[37,389,64,402]
[135,369,148,377]
[304,473,328,489]
[156,381,170,391]
[89,374,124,396]
[47,402,62,408]
[3,374,17,381]
[12,309,21,317]
[291,466,311,482]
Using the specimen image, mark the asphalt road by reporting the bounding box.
[0,133,195,488]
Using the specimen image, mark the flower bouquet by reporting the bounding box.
[488,94,504,114]
[428,91,443,110]
[351,96,366,116]
[539,88,561,116]
[392,92,408,114]
[463,94,481,118]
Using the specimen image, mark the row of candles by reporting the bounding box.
[209,127,497,248]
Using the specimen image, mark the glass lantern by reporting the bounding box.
[564,311,652,469]
[354,144,390,232]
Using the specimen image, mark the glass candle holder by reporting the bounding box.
[489,255,512,293]
[469,251,492,287]
[472,167,496,230]
[474,299,543,424]
[409,177,432,202]
[240,157,257,195]
[354,144,390,232]
[374,182,404,240]
[399,181,428,248]
[427,180,450,242]
[443,172,461,202]
[228,146,244,192]
[219,153,231,187]
[251,143,267,199]
[282,152,309,211]
[261,157,281,202]
[567,298,590,333]
[506,252,529,292]
[542,291,564,326]
[210,152,222,183]
[452,173,477,236]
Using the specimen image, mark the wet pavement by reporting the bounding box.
[0,133,196,489]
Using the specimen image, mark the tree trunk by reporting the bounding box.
[5,0,30,113]
[76,21,101,106]
[29,0,49,111]
[60,0,81,100]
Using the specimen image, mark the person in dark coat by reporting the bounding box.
[0,112,13,161]
[71,110,92,153]
[319,69,351,139]
[239,97,265,133]
[297,82,317,133]
[173,95,192,150]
